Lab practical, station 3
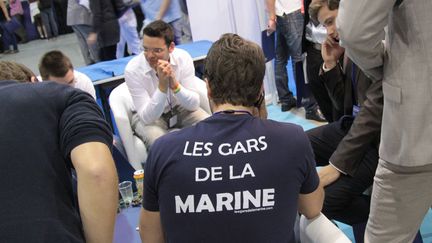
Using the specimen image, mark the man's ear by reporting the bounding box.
[168,42,175,53]
[205,78,211,98]
[30,76,38,83]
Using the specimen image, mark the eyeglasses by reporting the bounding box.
[143,47,166,54]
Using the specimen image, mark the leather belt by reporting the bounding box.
[279,9,302,18]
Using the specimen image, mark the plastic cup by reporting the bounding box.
[119,181,133,207]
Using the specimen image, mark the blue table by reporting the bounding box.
[114,207,141,243]
[77,40,213,129]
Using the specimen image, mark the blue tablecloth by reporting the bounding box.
[77,56,134,82]
[77,40,213,83]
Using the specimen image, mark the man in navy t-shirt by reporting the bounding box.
[140,33,324,243]
[0,61,118,243]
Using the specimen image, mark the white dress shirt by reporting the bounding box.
[74,70,96,100]
[124,48,200,125]
[37,70,96,100]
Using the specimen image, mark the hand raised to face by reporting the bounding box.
[321,35,345,70]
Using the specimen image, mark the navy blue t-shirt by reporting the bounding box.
[143,113,319,243]
[0,81,112,242]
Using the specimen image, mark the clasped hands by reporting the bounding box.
[157,60,179,93]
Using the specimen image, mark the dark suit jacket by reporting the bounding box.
[90,0,120,47]
[320,56,383,176]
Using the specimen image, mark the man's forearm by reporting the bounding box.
[175,86,200,111]
[157,0,171,20]
[73,143,118,243]
[0,1,10,19]
[265,0,276,18]
[78,174,118,243]
[139,209,165,243]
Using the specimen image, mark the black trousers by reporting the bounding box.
[307,116,378,225]
[99,45,117,61]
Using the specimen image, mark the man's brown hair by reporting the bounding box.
[39,50,73,80]
[309,0,340,23]
[0,61,35,83]
[142,20,174,47]
[204,33,265,107]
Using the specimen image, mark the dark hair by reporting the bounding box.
[309,0,340,23]
[39,50,73,80]
[142,20,174,46]
[204,33,265,107]
[0,61,35,83]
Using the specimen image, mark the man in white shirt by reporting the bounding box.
[125,20,209,147]
[39,50,96,99]
[266,0,303,112]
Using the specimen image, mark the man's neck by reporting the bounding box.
[212,103,254,114]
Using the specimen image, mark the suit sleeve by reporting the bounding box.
[330,75,383,176]
[90,0,102,33]
[337,0,396,81]
[320,64,346,114]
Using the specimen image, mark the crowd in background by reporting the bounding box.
[0,0,431,242]
[0,0,192,61]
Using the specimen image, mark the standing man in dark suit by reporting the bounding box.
[306,0,383,232]
[88,0,120,61]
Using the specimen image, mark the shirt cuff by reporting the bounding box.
[329,161,347,175]
[322,63,333,72]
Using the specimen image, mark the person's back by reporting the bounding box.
[140,33,323,243]
[0,81,112,242]
[145,114,317,242]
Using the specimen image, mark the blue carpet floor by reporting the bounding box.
[267,103,432,242]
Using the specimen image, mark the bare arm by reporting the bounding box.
[156,0,171,20]
[265,0,276,33]
[139,208,165,243]
[71,142,118,243]
[0,0,10,21]
[265,0,276,19]
[298,184,324,219]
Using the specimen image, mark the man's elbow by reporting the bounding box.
[299,186,325,220]
[73,144,118,184]
[337,26,359,50]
